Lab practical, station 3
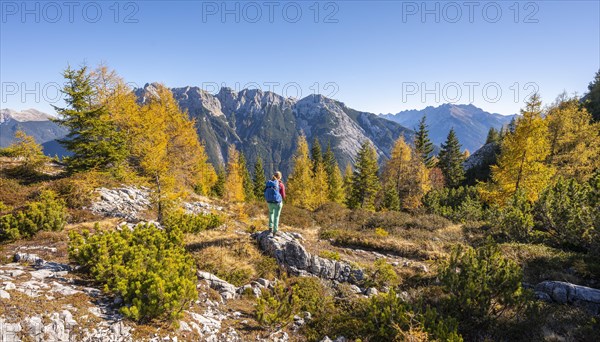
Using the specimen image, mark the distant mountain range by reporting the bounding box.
[1,92,515,175]
[381,104,516,153]
[137,84,414,176]
[0,109,69,157]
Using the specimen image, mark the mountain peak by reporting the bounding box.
[382,104,515,152]
[1,108,53,124]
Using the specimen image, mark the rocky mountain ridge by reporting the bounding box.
[381,103,516,153]
[138,84,414,175]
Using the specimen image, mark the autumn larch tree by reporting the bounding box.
[224,145,245,203]
[287,135,315,209]
[382,136,430,210]
[6,130,49,175]
[546,93,600,182]
[482,93,555,205]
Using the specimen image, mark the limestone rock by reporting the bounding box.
[535,281,600,314]
[90,186,151,221]
[197,271,237,299]
[253,230,363,284]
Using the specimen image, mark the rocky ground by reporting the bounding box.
[2,186,599,341]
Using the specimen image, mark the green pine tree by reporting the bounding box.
[323,143,345,203]
[583,69,600,122]
[253,156,267,199]
[485,127,501,145]
[438,128,466,188]
[310,137,323,174]
[52,66,127,173]
[348,141,381,211]
[414,115,435,168]
[238,152,255,202]
[212,166,226,198]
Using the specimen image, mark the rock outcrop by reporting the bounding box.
[535,281,600,314]
[90,187,151,221]
[253,231,363,284]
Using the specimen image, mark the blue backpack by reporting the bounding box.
[264,180,283,203]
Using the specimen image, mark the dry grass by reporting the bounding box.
[500,242,600,286]
[186,229,279,286]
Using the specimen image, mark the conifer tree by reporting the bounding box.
[312,162,329,208]
[53,66,128,172]
[287,136,315,209]
[482,94,555,204]
[323,143,344,203]
[583,70,600,122]
[343,163,353,207]
[382,137,430,210]
[348,141,381,211]
[225,145,245,203]
[413,115,435,168]
[212,166,226,198]
[8,130,49,173]
[485,127,501,145]
[546,94,600,181]
[238,152,255,202]
[310,137,323,174]
[253,156,267,199]
[438,128,465,188]
[130,84,215,220]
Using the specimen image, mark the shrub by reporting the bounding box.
[0,190,68,242]
[439,243,529,333]
[255,279,297,327]
[535,175,600,254]
[49,171,107,208]
[365,258,398,288]
[374,227,389,237]
[490,190,535,242]
[68,224,197,322]
[423,186,486,223]
[163,209,223,233]
[319,250,341,261]
[360,290,463,342]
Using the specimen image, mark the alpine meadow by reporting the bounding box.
[1,1,599,341]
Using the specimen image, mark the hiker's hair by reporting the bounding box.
[272,171,282,181]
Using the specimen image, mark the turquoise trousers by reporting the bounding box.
[267,202,283,233]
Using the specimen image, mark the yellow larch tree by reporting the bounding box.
[224,145,245,203]
[382,136,430,210]
[546,94,600,182]
[481,93,555,205]
[287,135,316,209]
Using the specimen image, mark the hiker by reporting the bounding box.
[264,171,286,236]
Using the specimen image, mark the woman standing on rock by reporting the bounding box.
[264,171,285,236]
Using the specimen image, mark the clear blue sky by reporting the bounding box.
[1,0,598,115]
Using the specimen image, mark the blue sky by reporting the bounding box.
[1,0,598,115]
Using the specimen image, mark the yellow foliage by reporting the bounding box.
[287,136,317,210]
[225,145,245,203]
[8,130,48,172]
[483,94,555,205]
[546,95,600,182]
[383,137,430,210]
